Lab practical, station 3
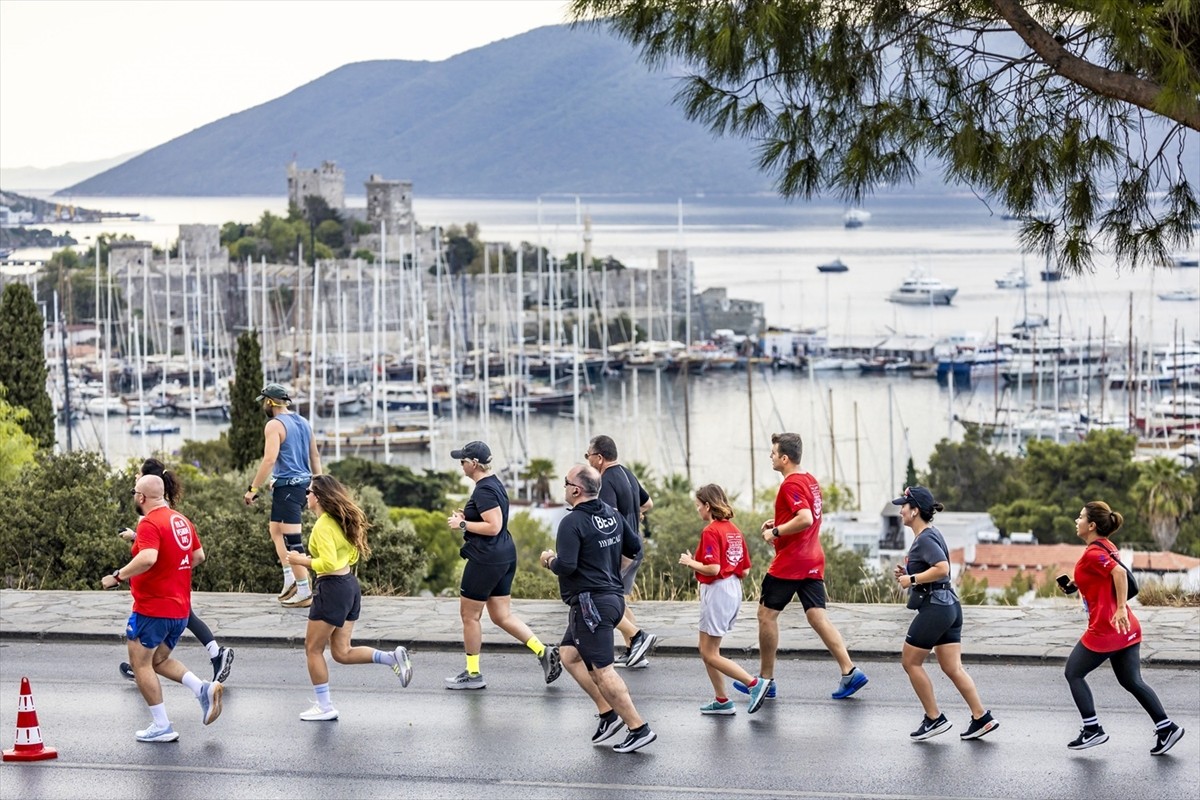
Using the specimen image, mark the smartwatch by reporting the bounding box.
[771,527,780,538]
[459,520,468,531]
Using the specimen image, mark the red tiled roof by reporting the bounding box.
[962,566,1044,591]
[1130,551,1200,571]
[972,544,1082,572]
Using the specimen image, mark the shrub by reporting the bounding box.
[1135,579,1200,607]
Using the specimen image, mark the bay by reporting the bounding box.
[26,191,1198,512]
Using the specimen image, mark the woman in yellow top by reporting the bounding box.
[285,474,413,721]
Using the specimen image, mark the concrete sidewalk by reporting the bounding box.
[2,590,1197,665]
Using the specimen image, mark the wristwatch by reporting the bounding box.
[111,569,123,583]
[459,520,467,531]
[771,527,780,538]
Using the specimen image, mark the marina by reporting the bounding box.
[4,191,1196,510]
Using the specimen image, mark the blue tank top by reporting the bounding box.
[273,413,313,483]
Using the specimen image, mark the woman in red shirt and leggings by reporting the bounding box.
[1061,501,1185,755]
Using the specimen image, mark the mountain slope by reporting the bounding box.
[63,25,772,197]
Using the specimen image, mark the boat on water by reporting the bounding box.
[887,270,958,305]
[313,421,432,455]
[1158,288,1199,302]
[130,420,181,435]
[1170,254,1199,268]
[817,258,849,273]
[1108,342,1200,390]
[843,209,871,228]
[994,268,1029,289]
[1040,268,1065,282]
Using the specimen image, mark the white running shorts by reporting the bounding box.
[698,575,743,637]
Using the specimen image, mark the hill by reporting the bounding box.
[62,25,775,197]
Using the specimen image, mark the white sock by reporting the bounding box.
[314,682,332,711]
[181,671,203,696]
[372,649,397,667]
[282,567,295,586]
[294,578,311,598]
[205,641,221,659]
[149,703,169,727]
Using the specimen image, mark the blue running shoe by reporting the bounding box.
[700,699,735,716]
[199,681,224,725]
[748,678,774,714]
[733,677,776,699]
[832,667,868,699]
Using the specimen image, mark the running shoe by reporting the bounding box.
[278,582,298,601]
[211,647,235,683]
[300,703,339,721]
[1151,723,1184,756]
[910,713,953,741]
[280,593,312,608]
[591,713,626,743]
[831,666,869,699]
[444,670,486,690]
[625,656,650,669]
[538,644,562,684]
[748,678,774,714]
[612,724,657,753]
[733,677,776,699]
[119,662,136,682]
[960,710,999,740]
[198,681,224,726]
[1067,725,1108,750]
[626,631,657,666]
[392,646,413,687]
[700,699,735,716]
[135,722,179,743]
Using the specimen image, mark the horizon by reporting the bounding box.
[0,0,570,170]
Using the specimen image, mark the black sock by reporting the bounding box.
[601,710,617,722]
[629,723,646,733]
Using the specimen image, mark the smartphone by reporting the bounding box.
[1056,574,1077,595]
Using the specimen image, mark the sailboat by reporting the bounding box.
[843,209,871,229]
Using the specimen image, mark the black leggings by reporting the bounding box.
[187,610,215,648]
[1064,641,1167,723]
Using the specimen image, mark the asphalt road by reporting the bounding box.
[0,641,1197,800]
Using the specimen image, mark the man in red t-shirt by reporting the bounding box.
[101,475,224,743]
[734,433,869,703]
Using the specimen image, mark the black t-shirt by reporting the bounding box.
[599,464,649,537]
[461,474,516,565]
[906,525,956,606]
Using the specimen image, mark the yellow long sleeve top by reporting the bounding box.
[309,513,360,574]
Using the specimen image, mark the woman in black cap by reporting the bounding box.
[892,486,998,741]
[444,441,561,690]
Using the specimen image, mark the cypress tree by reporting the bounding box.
[229,330,265,470]
[0,283,55,448]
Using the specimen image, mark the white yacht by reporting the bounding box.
[995,268,1029,289]
[887,270,958,305]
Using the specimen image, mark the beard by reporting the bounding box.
[134,503,145,516]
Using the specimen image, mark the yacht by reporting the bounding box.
[995,268,1029,289]
[887,271,958,305]
[843,209,870,228]
[1158,288,1199,302]
[817,258,849,273]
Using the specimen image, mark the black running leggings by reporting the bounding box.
[187,610,215,648]
[1064,641,1167,723]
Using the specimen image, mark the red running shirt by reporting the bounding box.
[693,519,751,585]
[768,472,825,580]
[130,506,202,619]
[1075,540,1141,653]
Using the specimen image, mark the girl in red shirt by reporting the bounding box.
[678,484,768,714]
[1061,501,1185,755]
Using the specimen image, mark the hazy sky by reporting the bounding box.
[0,0,570,169]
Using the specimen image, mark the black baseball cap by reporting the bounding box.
[451,441,491,463]
[256,383,291,404]
[892,486,936,514]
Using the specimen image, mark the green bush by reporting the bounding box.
[391,507,459,594]
[509,510,558,599]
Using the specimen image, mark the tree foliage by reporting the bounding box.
[0,388,37,483]
[0,283,54,448]
[1131,456,1197,551]
[571,0,1199,272]
[326,457,459,512]
[229,331,265,470]
[924,427,1022,510]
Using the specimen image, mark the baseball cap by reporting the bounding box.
[256,383,292,404]
[450,441,491,463]
[892,486,935,514]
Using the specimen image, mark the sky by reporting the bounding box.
[0,0,571,169]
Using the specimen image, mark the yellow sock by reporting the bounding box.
[526,635,546,658]
[466,653,481,675]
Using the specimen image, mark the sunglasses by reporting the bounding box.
[564,480,582,490]
[305,488,314,496]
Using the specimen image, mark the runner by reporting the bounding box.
[244,383,320,607]
[444,441,561,689]
[540,463,657,753]
[892,486,998,741]
[585,435,657,667]
[734,432,868,702]
[101,474,223,742]
[119,458,233,684]
[286,474,413,721]
[677,483,767,715]
[1060,500,1185,754]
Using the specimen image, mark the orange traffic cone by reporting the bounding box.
[3,677,57,761]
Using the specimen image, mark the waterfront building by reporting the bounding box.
[287,160,345,213]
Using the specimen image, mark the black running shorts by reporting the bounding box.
[759,574,827,612]
[905,600,962,649]
[459,559,517,602]
[308,573,362,628]
[561,593,625,670]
